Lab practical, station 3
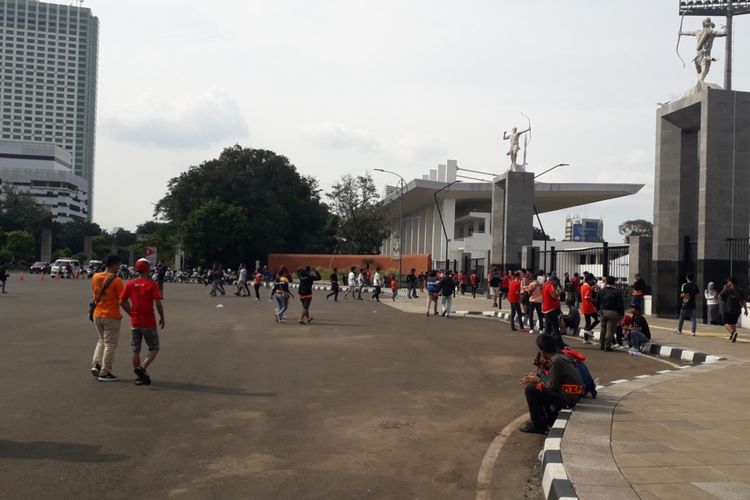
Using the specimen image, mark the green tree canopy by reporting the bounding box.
[326,173,389,254]
[618,219,653,243]
[155,145,333,266]
[5,230,35,262]
[0,186,52,235]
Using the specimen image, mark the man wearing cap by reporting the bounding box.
[120,258,165,385]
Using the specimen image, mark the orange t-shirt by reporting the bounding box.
[91,272,124,320]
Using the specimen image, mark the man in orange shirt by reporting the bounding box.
[90,255,125,382]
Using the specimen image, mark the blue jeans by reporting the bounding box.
[274,294,288,319]
[510,303,524,330]
[528,302,543,330]
[678,307,697,334]
[629,330,649,351]
[631,295,644,311]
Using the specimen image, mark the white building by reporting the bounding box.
[0,139,88,221]
[379,160,643,271]
[0,0,100,217]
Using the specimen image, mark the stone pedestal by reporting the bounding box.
[40,227,52,263]
[83,236,93,260]
[652,88,750,317]
[491,170,534,270]
[628,236,652,285]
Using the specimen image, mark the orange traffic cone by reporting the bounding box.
[19,272,24,281]
[40,273,45,281]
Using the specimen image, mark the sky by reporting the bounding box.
[80,0,750,241]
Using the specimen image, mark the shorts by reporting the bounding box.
[300,294,312,310]
[723,312,740,325]
[490,287,499,297]
[131,327,160,353]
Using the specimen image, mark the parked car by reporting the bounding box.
[85,260,103,277]
[30,261,51,274]
[50,259,82,279]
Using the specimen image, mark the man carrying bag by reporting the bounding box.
[89,255,124,382]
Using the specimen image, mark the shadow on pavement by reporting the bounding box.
[0,440,127,463]
[148,381,277,397]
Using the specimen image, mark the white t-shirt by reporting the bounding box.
[238,268,247,282]
[348,271,356,286]
[373,272,382,287]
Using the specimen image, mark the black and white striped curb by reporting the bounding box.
[453,310,726,365]
[262,282,411,298]
[539,362,719,500]
[540,409,578,500]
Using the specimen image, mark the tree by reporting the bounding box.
[5,230,36,261]
[326,173,390,254]
[618,219,653,243]
[0,186,52,237]
[155,145,332,266]
[533,226,550,241]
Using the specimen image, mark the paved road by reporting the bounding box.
[2,279,667,499]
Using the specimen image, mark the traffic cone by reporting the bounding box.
[19,272,24,281]
[40,273,45,281]
[56,272,61,280]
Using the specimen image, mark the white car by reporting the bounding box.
[50,259,82,279]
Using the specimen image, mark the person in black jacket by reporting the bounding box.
[596,276,624,352]
[297,266,321,324]
[406,269,418,299]
[326,268,339,301]
[436,271,456,317]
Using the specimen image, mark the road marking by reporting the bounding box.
[476,413,528,500]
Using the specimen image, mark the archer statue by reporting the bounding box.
[502,123,531,172]
[678,17,727,84]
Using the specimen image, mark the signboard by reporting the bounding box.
[144,247,157,266]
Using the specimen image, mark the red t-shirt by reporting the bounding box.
[470,274,478,285]
[542,282,560,313]
[501,276,510,290]
[580,283,596,314]
[508,279,521,304]
[120,278,161,328]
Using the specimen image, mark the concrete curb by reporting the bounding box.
[452,310,727,365]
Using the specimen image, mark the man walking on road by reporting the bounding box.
[120,258,165,386]
[407,268,418,299]
[344,266,356,300]
[90,255,125,382]
[371,267,382,302]
[437,271,456,317]
[674,273,700,336]
[596,276,624,351]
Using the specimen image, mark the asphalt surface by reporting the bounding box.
[1,278,669,500]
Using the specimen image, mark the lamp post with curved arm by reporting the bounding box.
[374,169,405,280]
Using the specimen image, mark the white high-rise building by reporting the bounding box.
[0,0,99,217]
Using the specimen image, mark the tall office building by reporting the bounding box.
[0,0,99,217]
[564,216,604,242]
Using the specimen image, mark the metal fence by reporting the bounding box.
[728,237,750,290]
[538,243,630,283]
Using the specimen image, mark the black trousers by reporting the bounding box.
[544,308,561,336]
[326,284,339,301]
[525,384,572,428]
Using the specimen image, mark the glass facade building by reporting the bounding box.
[0,0,98,217]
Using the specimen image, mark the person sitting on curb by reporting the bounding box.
[624,305,651,354]
[519,334,584,434]
[559,299,581,336]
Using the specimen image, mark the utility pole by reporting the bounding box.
[725,0,733,90]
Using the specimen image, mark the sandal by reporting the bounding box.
[134,367,151,385]
[134,379,144,386]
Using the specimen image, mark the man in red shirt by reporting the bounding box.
[508,271,525,331]
[120,258,165,386]
[470,271,479,299]
[542,275,562,336]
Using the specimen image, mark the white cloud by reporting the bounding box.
[302,121,380,153]
[102,88,248,149]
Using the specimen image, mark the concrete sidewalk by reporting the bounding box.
[385,291,750,499]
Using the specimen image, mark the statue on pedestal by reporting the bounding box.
[678,17,727,85]
[502,119,531,173]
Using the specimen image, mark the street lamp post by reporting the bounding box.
[533,163,569,268]
[374,168,406,281]
[434,180,461,270]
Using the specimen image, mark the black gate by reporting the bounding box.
[538,243,630,282]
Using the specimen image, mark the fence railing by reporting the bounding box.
[538,243,630,282]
